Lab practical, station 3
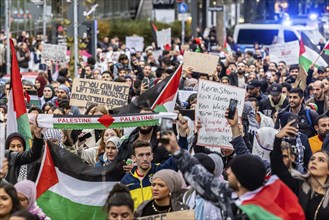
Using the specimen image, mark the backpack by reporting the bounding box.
[305,109,316,134]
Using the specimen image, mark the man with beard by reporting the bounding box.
[305,80,329,115]
[285,65,299,84]
[228,62,247,88]
[115,109,170,169]
[276,88,319,137]
[308,115,329,153]
[120,140,177,209]
[246,79,267,103]
[260,83,289,118]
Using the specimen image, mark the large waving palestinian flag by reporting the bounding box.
[36,142,124,220]
[237,175,305,220]
[6,39,32,148]
[299,32,329,72]
[112,65,182,114]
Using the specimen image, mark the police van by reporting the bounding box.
[233,24,301,51]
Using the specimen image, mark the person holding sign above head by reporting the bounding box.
[134,169,188,218]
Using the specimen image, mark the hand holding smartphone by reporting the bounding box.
[228,99,238,120]
[158,118,174,145]
[78,132,92,143]
[288,114,298,128]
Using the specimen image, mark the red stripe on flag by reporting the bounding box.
[242,178,305,220]
[299,40,306,56]
[9,40,26,118]
[152,23,158,32]
[151,65,182,109]
[36,143,59,198]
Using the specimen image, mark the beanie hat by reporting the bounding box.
[194,153,215,174]
[230,154,266,191]
[208,153,224,177]
[58,84,70,96]
[106,136,122,149]
[153,169,182,194]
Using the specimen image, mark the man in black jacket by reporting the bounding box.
[115,109,169,171]
[276,87,319,137]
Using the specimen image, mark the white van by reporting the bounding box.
[292,25,325,45]
[233,24,301,51]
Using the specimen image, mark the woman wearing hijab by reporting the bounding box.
[34,75,48,98]
[40,85,56,109]
[14,180,50,220]
[134,169,188,217]
[95,136,122,167]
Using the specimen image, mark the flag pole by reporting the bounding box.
[313,47,325,66]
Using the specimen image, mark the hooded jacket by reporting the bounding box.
[5,133,44,184]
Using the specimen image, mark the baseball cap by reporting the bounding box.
[269,83,282,96]
[246,79,260,89]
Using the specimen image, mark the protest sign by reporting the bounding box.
[196,79,245,149]
[183,51,219,74]
[178,90,197,102]
[126,36,144,52]
[70,78,129,109]
[156,28,171,48]
[269,40,299,65]
[152,50,163,64]
[42,43,67,63]
[106,51,131,63]
[137,210,194,220]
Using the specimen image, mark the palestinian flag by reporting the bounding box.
[237,175,305,220]
[223,38,231,54]
[6,39,32,148]
[324,40,329,55]
[112,65,182,114]
[150,22,159,49]
[299,32,329,72]
[36,112,177,130]
[36,141,124,220]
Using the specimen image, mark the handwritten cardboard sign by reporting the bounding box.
[70,78,129,109]
[42,43,67,63]
[269,40,299,65]
[156,28,171,48]
[126,36,144,52]
[183,51,219,74]
[196,79,246,149]
[178,90,197,102]
[137,210,194,220]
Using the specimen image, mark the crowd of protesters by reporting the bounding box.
[0,27,329,220]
